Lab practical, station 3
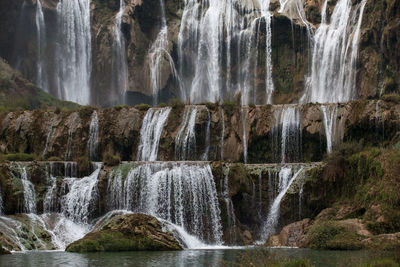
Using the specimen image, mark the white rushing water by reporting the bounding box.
[178,0,274,104]
[149,0,180,105]
[56,0,92,104]
[175,107,198,160]
[220,108,225,160]
[321,104,340,153]
[42,120,54,158]
[65,113,79,161]
[221,166,236,242]
[273,106,302,163]
[35,0,48,92]
[241,107,249,163]
[12,164,37,214]
[87,111,99,161]
[201,108,211,160]
[137,108,171,161]
[111,0,129,100]
[61,163,101,224]
[107,162,223,244]
[43,163,58,213]
[0,186,3,215]
[260,166,304,241]
[302,0,367,103]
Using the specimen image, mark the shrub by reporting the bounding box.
[134,103,151,111]
[77,156,91,177]
[47,156,62,162]
[78,106,96,119]
[168,98,185,110]
[221,100,239,116]
[5,153,36,161]
[157,102,167,108]
[309,221,342,249]
[382,94,400,104]
[103,152,121,167]
[203,102,217,111]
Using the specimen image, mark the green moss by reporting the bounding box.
[157,103,167,108]
[134,103,151,111]
[309,221,342,249]
[168,98,185,110]
[4,153,36,161]
[382,93,400,104]
[358,258,400,267]
[103,153,121,167]
[67,231,181,253]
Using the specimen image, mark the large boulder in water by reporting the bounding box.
[66,214,183,252]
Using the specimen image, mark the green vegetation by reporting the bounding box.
[157,102,167,108]
[381,93,400,104]
[134,103,151,111]
[3,153,36,161]
[168,98,185,110]
[77,156,91,177]
[358,258,400,267]
[0,58,78,112]
[103,152,121,167]
[309,221,362,250]
[236,249,314,267]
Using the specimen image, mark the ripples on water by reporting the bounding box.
[0,249,393,267]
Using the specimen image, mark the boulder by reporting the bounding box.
[66,214,182,253]
[267,219,313,247]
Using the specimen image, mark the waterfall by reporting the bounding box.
[65,113,79,161]
[178,0,274,104]
[260,166,304,241]
[221,166,236,241]
[61,163,101,224]
[107,162,223,244]
[0,186,3,215]
[220,108,225,160]
[0,216,27,251]
[201,108,211,160]
[175,107,198,160]
[56,0,92,104]
[149,0,180,105]
[43,163,58,213]
[87,111,99,161]
[321,105,337,153]
[111,0,129,100]
[302,0,367,103]
[11,164,37,214]
[137,108,171,161]
[35,0,48,92]
[241,107,248,163]
[42,121,54,158]
[273,106,302,163]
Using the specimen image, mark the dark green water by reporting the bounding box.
[0,248,393,267]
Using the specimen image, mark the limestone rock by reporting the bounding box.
[66,214,183,252]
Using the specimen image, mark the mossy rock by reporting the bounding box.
[66,214,182,253]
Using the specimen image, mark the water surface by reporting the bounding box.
[0,248,392,267]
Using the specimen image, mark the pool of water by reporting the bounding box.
[0,248,393,267]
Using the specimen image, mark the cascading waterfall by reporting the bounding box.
[42,121,54,158]
[241,107,249,163]
[61,163,101,224]
[137,107,171,161]
[302,0,367,103]
[43,163,58,213]
[65,113,79,161]
[11,164,37,214]
[87,111,99,161]
[107,162,223,244]
[35,0,48,92]
[111,0,129,100]
[220,108,225,160]
[175,107,198,160]
[273,106,302,163]
[260,166,304,241]
[56,0,92,104]
[201,108,211,160]
[178,0,274,104]
[149,0,180,104]
[321,104,340,153]
[221,166,236,241]
[0,186,3,215]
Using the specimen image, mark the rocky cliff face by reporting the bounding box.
[1,0,398,106]
[0,100,398,163]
